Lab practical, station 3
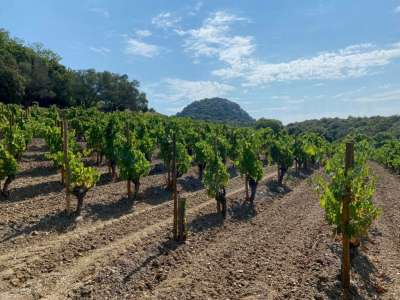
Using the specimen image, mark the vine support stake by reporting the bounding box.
[62,114,71,214]
[177,198,187,242]
[342,142,354,298]
[172,133,178,241]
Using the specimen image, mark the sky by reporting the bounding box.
[1,0,400,124]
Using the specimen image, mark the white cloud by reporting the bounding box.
[125,38,160,58]
[352,89,400,103]
[178,11,400,87]
[152,12,181,29]
[89,7,110,18]
[89,46,111,55]
[135,29,152,38]
[145,78,234,110]
[395,6,400,13]
[213,41,400,86]
[179,11,253,65]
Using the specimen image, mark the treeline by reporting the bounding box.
[0,29,148,111]
[287,115,400,142]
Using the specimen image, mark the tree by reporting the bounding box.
[0,29,149,111]
[255,118,283,134]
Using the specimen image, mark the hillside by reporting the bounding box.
[287,115,400,142]
[177,98,255,124]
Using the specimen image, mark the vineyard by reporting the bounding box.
[0,104,399,299]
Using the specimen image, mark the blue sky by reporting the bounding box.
[1,0,400,123]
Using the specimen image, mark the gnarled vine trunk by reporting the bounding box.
[110,161,117,182]
[216,188,227,218]
[127,180,132,199]
[278,166,286,186]
[198,163,205,180]
[248,177,258,204]
[133,179,140,200]
[2,175,15,198]
[72,187,88,216]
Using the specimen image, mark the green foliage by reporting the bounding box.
[103,115,124,165]
[69,153,100,191]
[203,151,229,199]
[374,139,400,173]
[316,141,380,238]
[177,98,254,125]
[235,140,263,182]
[86,118,106,156]
[255,118,283,134]
[3,125,27,160]
[117,143,150,182]
[270,133,294,171]
[0,30,148,111]
[159,120,192,178]
[0,144,17,180]
[293,132,326,169]
[287,115,400,142]
[193,140,213,166]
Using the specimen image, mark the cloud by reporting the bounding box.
[180,11,254,65]
[395,6,400,13]
[178,11,400,87]
[152,12,181,29]
[145,78,234,113]
[89,7,110,18]
[352,89,400,103]
[125,38,160,58]
[213,41,400,86]
[89,46,111,55]
[135,29,152,38]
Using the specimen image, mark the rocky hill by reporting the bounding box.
[177,98,254,124]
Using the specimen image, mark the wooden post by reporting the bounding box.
[62,115,71,214]
[60,117,65,185]
[172,133,178,241]
[342,142,354,298]
[125,121,132,199]
[178,198,187,242]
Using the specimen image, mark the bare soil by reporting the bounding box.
[0,140,399,299]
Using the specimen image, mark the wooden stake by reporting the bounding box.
[172,133,178,241]
[342,142,354,298]
[178,198,187,242]
[62,115,71,214]
[125,121,131,199]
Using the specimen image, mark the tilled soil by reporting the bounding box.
[1,141,399,299]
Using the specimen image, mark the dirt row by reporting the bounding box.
[65,163,400,300]
[0,139,276,298]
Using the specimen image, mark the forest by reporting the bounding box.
[0,29,148,111]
